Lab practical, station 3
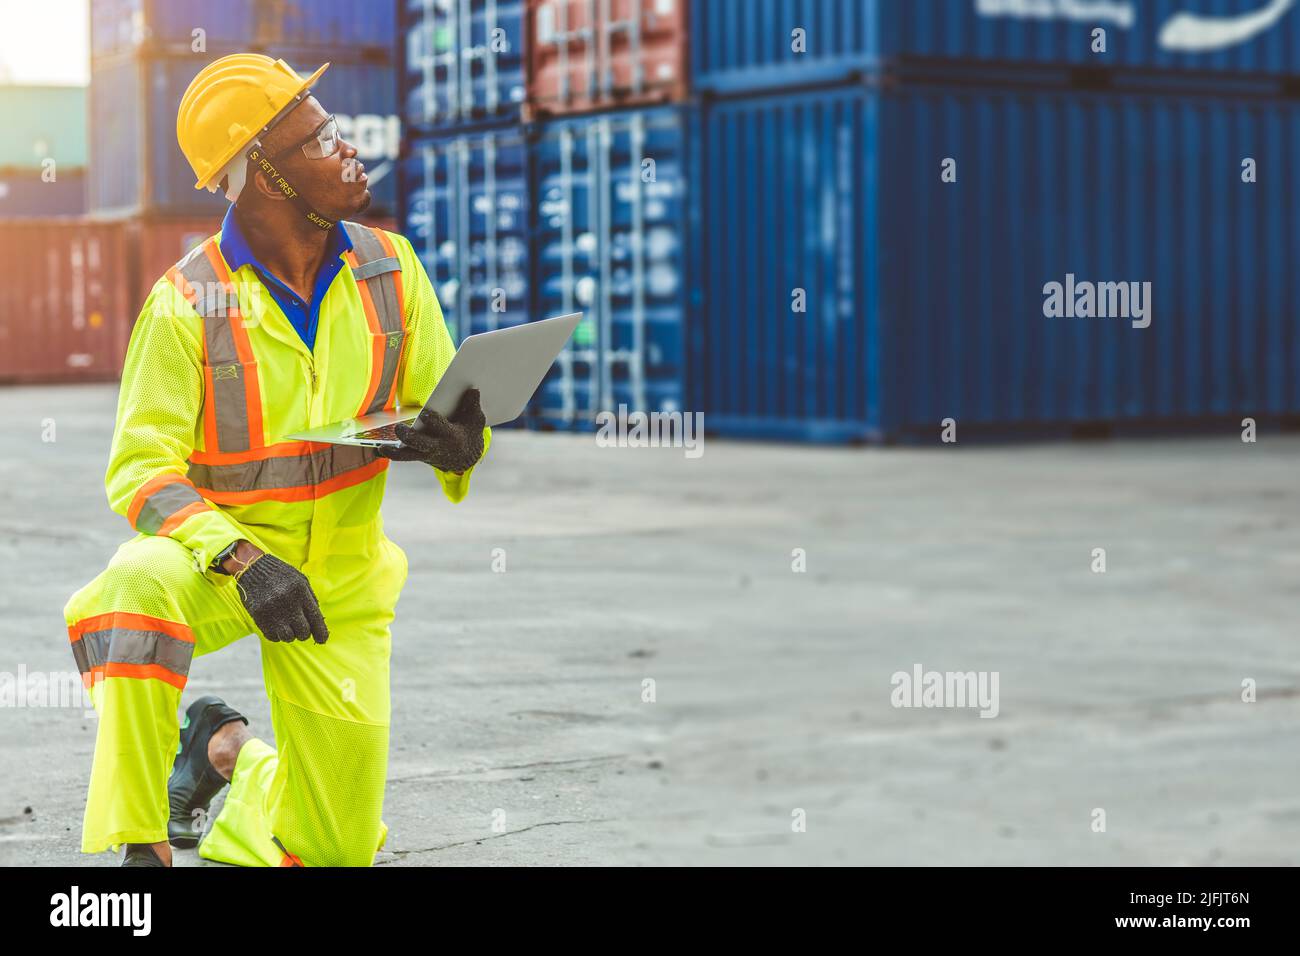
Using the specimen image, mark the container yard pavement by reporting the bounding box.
[2,383,1297,866]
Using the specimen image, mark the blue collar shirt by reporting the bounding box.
[218,204,353,352]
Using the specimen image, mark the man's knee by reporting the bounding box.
[271,699,390,867]
[64,537,203,690]
[106,536,205,594]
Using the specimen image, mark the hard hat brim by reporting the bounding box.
[193,61,331,191]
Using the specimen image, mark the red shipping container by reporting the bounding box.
[0,219,132,383]
[525,0,687,120]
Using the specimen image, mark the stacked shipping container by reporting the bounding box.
[90,0,400,219]
[688,0,1300,441]
[73,0,404,381]
[1,2,406,384]
[0,86,88,219]
[407,0,1300,442]
[0,221,131,383]
[399,0,690,428]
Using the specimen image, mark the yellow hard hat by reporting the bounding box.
[177,53,329,191]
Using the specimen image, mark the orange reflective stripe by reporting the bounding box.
[347,246,390,417]
[69,612,196,691]
[172,238,262,454]
[197,457,387,505]
[128,473,210,535]
[201,363,220,452]
[203,241,264,450]
[344,224,407,416]
[69,611,196,645]
[373,230,405,324]
[82,663,187,690]
[188,442,382,497]
[373,230,407,410]
[165,265,199,305]
[168,245,225,452]
[157,501,209,536]
[189,440,331,466]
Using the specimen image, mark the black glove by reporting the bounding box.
[375,387,486,474]
[235,554,330,644]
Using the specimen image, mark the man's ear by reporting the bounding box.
[250,165,285,201]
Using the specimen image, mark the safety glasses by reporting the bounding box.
[268,114,342,161]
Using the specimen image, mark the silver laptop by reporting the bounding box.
[285,312,581,446]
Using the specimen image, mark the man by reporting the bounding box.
[62,54,489,867]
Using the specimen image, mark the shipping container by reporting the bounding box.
[91,0,395,59]
[0,220,132,383]
[525,0,687,119]
[401,127,531,345]
[693,81,1300,442]
[533,105,691,427]
[692,0,1300,96]
[400,0,527,130]
[0,169,88,218]
[89,53,401,217]
[0,86,87,169]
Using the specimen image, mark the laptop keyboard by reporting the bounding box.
[355,422,404,442]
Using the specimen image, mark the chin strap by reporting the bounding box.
[243,143,337,231]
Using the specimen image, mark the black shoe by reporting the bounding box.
[167,695,248,849]
[121,843,167,867]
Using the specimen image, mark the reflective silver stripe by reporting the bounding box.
[343,222,407,414]
[188,443,377,494]
[72,628,193,681]
[343,221,386,262]
[366,309,405,415]
[135,480,205,534]
[172,241,252,452]
[351,256,401,280]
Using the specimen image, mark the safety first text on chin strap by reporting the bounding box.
[244,144,336,231]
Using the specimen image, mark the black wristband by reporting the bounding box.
[210,540,241,574]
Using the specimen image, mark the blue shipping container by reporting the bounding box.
[0,169,87,217]
[400,0,526,131]
[533,105,692,428]
[693,0,1300,94]
[91,0,395,59]
[694,82,1300,442]
[401,126,531,345]
[89,53,400,217]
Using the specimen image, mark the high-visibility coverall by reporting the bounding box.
[63,222,489,866]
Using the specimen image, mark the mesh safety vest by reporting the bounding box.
[104,221,488,592]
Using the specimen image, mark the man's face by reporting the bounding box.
[258,96,371,218]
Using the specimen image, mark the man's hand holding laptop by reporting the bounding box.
[374,387,487,474]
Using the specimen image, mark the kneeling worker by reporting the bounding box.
[63,53,490,866]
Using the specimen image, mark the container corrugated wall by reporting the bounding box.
[524,0,688,119]
[533,105,691,427]
[692,0,1300,94]
[92,0,396,58]
[694,82,1300,441]
[400,0,527,131]
[692,88,875,441]
[401,127,531,343]
[0,85,87,168]
[89,55,400,217]
[0,220,132,383]
[0,170,88,218]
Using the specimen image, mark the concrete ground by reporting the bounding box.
[1,383,1297,866]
